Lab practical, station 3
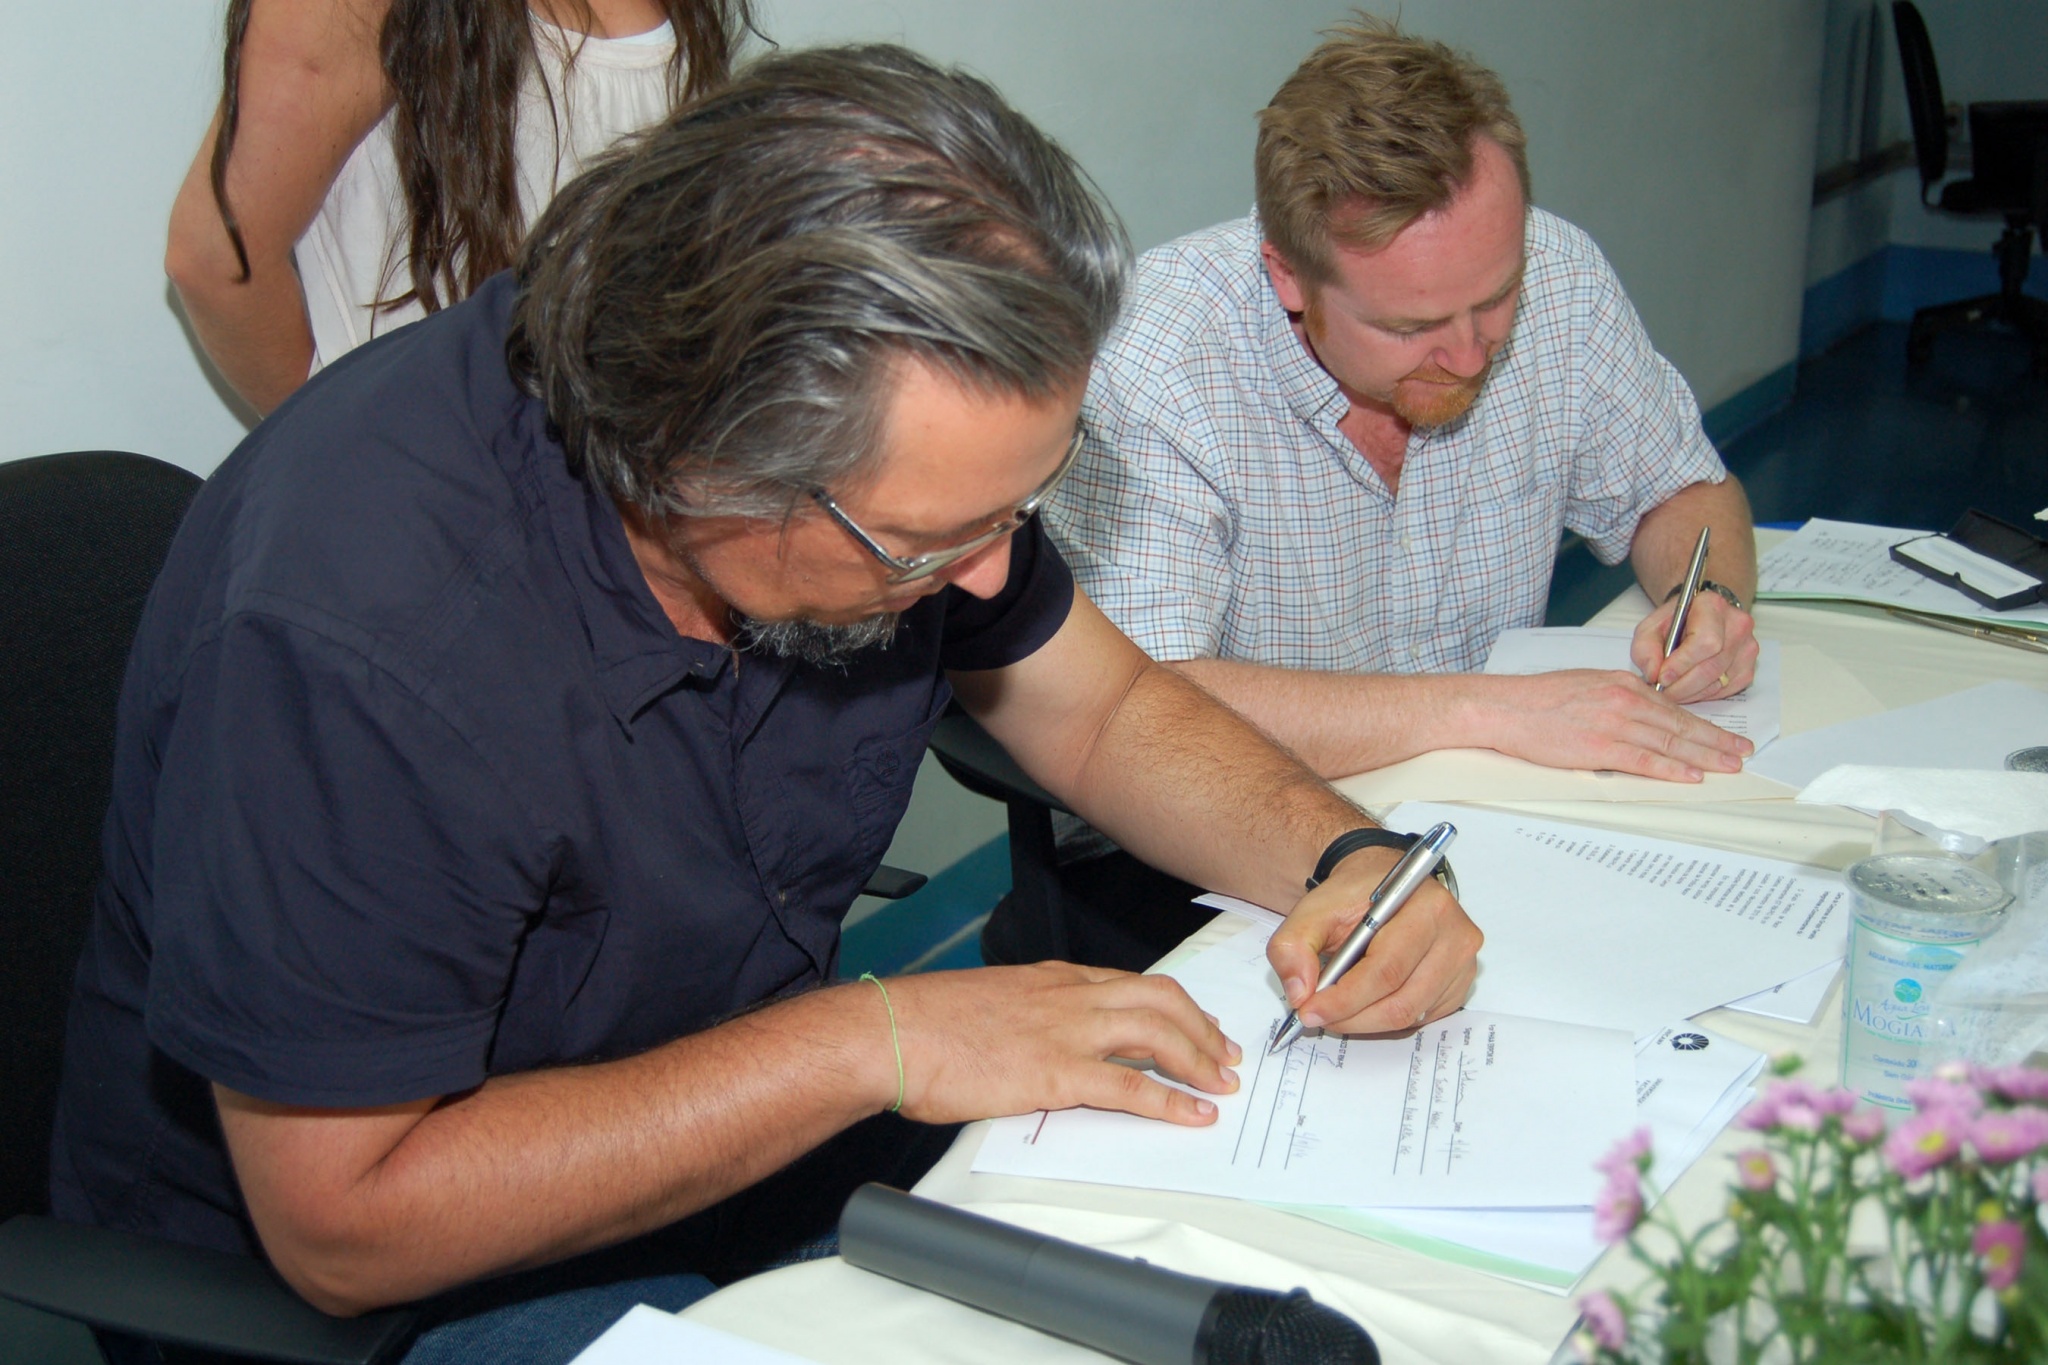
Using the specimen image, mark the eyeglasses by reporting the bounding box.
[809,424,1086,584]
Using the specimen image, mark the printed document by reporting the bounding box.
[1280,1023,1765,1292]
[1379,804,1848,1039]
[974,920,1635,1209]
[1483,627,1783,747]
[1757,518,2048,627]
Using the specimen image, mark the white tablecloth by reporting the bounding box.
[682,547,2048,1365]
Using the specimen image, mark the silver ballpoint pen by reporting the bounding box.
[1270,821,1458,1053]
[1654,526,1712,693]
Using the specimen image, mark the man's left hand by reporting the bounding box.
[1267,847,1482,1037]
[1629,591,1758,703]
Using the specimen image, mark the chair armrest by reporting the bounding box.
[927,712,1069,815]
[860,865,930,900]
[0,1216,417,1365]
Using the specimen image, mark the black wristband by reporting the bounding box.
[1307,828,1416,890]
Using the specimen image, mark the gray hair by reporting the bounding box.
[508,43,1130,519]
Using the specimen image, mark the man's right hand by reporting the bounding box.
[1472,668,1752,782]
[881,963,1242,1128]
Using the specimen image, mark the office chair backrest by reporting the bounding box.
[1892,1,1948,195]
[0,452,200,1221]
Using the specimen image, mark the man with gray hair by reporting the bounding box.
[1013,18,1762,970]
[51,44,1476,1358]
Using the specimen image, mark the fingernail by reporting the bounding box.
[1299,1009,1322,1030]
[1685,768,1703,781]
[1220,1067,1240,1090]
[1284,976,1307,1006]
[1226,1038,1243,1064]
[1195,1099,1217,1117]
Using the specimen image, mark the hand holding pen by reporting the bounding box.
[1629,525,1760,702]
[1270,823,1462,1051]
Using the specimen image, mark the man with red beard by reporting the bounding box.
[995,18,1762,970]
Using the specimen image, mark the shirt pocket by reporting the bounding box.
[1442,479,1565,663]
[842,694,948,875]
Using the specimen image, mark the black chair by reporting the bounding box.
[926,708,1205,971]
[1892,1,2048,372]
[926,707,1076,963]
[0,452,417,1364]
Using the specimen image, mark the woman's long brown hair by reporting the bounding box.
[209,0,753,313]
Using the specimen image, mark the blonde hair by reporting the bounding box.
[1255,14,1530,283]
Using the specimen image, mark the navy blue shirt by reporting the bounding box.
[50,274,1073,1256]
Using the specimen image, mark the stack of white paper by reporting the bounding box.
[1482,627,1783,749]
[974,807,1849,1289]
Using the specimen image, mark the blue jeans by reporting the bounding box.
[399,1270,720,1364]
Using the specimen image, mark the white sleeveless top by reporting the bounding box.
[295,16,677,370]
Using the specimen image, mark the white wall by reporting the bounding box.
[5,2,1826,477]
[1807,0,2048,285]
[1389,2,1825,409]
[0,5,252,475]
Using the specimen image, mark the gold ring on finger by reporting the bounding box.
[1717,672,1730,690]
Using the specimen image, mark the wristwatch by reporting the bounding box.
[1665,578,1745,613]
[1307,828,1459,901]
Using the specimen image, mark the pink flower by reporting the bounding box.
[1905,1076,1984,1116]
[1968,1107,2048,1165]
[1577,1290,1628,1352]
[1596,1127,1654,1177]
[1975,1064,2048,1104]
[1734,1148,1776,1192]
[1974,1220,2026,1292]
[1884,1109,1965,1179]
[1840,1107,1888,1146]
[1593,1165,1644,1243]
[1776,1101,1824,1134]
[1737,1094,1781,1131]
[1812,1087,1860,1117]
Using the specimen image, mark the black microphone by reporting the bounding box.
[838,1184,1378,1365]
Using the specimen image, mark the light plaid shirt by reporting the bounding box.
[1048,209,1727,676]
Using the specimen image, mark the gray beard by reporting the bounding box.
[732,612,900,668]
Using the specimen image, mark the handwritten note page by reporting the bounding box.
[1379,804,1848,1040]
[1757,518,2048,627]
[1482,627,1782,746]
[974,923,1635,1210]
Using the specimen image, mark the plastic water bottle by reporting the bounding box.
[1841,852,2010,1109]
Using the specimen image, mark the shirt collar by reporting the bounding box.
[1246,218,1347,428]
[514,392,730,728]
